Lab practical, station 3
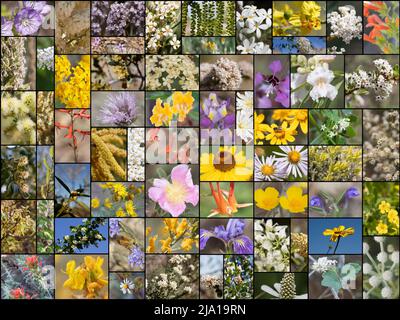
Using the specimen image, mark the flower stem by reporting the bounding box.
[333,236,341,254]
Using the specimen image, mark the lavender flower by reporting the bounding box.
[128,245,144,269]
[345,187,360,198]
[23,1,52,17]
[255,60,290,108]
[99,92,138,126]
[1,17,13,36]
[14,8,42,35]
[200,219,253,254]
[109,218,122,237]
[311,196,323,207]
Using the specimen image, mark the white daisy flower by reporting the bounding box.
[236,91,253,114]
[273,146,308,179]
[254,155,286,181]
[236,110,253,144]
[120,278,135,294]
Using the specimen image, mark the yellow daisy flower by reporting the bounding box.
[265,121,296,145]
[323,225,354,242]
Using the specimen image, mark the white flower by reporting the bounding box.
[382,270,393,281]
[337,118,350,131]
[244,16,269,39]
[311,257,337,273]
[169,36,180,50]
[368,275,381,287]
[363,263,373,274]
[307,64,338,101]
[236,92,253,114]
[254,155,286,181]
[261,280,307,299]
[120,278,135,294]
[390,251,399,263]
[273,146,308,178]
[237,38,257,54]
[290,73,308,105]
[381,286,392,298]
[236,111,253,144]
[183,286,192,294]
[374,236,385,243]
[254,42,272,54]
[169,281,178,290]
[64,235,70,241]
[363,242,370,253]
[377,252,388,263]
[320,124,327,131]
[327,6,362,44]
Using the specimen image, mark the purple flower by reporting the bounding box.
[99,92,138,126]
[345,187,360,199]
[200,219,253,254]
[128,245,144,269]
[109,218,122,238]
[310,196,323,207]
[1,17,13,36]
[23,1,52,17]
[255,60,290,108]
[14,8,42,35]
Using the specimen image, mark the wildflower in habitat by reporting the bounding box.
[254,155,286,181]
[255,187,280,211]
[279,186,308,213]
[274,146,308,179]
[120,279,135,295]
[323,225,354,242]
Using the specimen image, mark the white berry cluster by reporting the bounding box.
[327,6,362,44]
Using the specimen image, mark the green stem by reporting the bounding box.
[333,236,341,254]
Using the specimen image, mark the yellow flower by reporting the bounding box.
[104,198,113,209]
[146,226,152,236]
[147,235,157,253]
[323,225,354,242]
[181,238,194,251]
[91,198,100,209]
[163,218,178,233]
[150,98,173,127]
[287,110,308,134]
[272,109,291,122]
[160,237,172,253]
[171,91,194,122]
[116,207,125,217]
[388,209,399,225]
[265,121,296,145]
[112,183,128,199]
[255,187,280,211]
[289,1,321,34]
[378,201,391,214]
[125,200,137,217]
[279,186,308,213]
[63,260,86,291]
[200,146,253,181]
[176,219,188,238]
[376,221,388,234]
[254,112,269,144]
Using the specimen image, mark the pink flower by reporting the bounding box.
[148,164,199,217]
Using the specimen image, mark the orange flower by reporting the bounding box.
[363,1,384,16]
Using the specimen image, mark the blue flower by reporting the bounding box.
[109,218,122,237]
[14,8,43,36]
[310,196,323,207]
[345,187,360,199]
[200,219,253,254]
[128,246,144,269]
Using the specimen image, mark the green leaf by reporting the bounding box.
[341,263,361,283]
[345,126,355,138]
[321,270,342,291]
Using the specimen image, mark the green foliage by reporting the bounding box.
[224,255,253,299]
[37,200,54,253]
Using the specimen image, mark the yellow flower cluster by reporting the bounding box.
[254,110,308,145]
[376,200,399,234]
[255,185,308,213]
[63,256,108,299]
[55,55,90,108]
[150,92,195,126]
[91,183,144,217]
[273,1,322,36]
[146,218,198,253]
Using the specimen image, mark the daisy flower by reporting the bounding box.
[254,154,286,181]
[273,146,308,179]
[264,122,296,145]
[120,278,135,294]
[236,110,253,144]
[236,92,253,114]
[200,146,253,181]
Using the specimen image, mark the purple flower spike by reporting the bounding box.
[14,8,43,35]
[311,196,323,207]
[346,187,360,199]
[128,246,144,269]
[109,218,122,238]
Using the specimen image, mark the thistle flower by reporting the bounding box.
[99,92,138,126]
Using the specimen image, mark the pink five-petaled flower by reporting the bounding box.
[148,164,199,217]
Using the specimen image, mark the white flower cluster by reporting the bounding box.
[311,257,337,273]
[321,117,351,138]
[37,46,54,71]
[363,237,399,299]
[236,92,253,144]
[146,1,181,53]
[236,5,272,54]
[255,219,290,272]
[327,6,362,44]
[128,128,144,181]
[346,59,395,101]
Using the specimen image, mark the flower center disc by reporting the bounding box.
[261,164,275,176]
[288,151,301,164]
[213,151,236,172]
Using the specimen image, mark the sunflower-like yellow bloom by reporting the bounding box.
[63,256,108,299]
[323,225,354,242]
[255,112,270,143]
[265,122,296,145]
[200,146,253,181]
[287,109,308,134]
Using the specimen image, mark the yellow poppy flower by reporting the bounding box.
[265,121,296,145]
[323,225,354,242]
[200,146,253,181]
[255,187,280,211]
[279,186,308,213]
